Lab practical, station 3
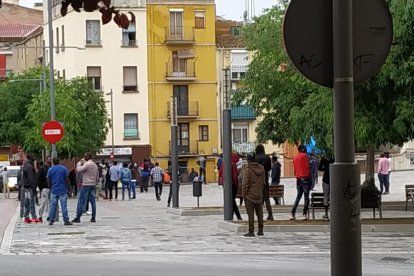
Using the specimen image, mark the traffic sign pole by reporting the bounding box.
[331,0,361,275]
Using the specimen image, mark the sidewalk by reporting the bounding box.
[1,170,414,256]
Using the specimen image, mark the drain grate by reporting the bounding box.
[380,256,409,263]
[47,231,85,236]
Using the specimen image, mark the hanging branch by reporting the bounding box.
[60,0,133,29]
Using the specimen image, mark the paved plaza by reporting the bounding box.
[0,171,413,275]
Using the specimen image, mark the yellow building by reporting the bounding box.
[147,0,218,182]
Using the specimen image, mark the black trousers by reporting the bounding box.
[140,176,149,192]
[232,185,242,220]
[109,180,118,199]
[154,181,163,199]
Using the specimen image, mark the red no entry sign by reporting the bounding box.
[42,120,64,144]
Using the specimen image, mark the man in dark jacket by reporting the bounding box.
[318,155,334,220]
[271,155,282,205]
[255,144,274,220]
[242,154,265,237]
[22,154,39,223]
[37,157,51,222]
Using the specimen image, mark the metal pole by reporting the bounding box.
[42,40,46,91]
[171,96,179,208]
[47,0,57,158]
[331,0,361,275]
[223,68,233,220]
[110,89,114,155]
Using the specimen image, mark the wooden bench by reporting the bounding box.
[406,184,414,211]
[310,192,327,219]
[235,184,285,205]
[361,192,382,219]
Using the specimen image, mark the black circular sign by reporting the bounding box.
[283,0,393,88]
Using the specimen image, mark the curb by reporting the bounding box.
[218,220,414,233]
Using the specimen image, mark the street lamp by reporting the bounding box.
[106,89,114,159]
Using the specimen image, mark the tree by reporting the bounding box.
[234,1,414,178]
[24,77,109,158]
[0,67,44,147]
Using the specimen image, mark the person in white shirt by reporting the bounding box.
[1,168,10,198]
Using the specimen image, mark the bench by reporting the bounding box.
[310,192,326,219]
[235,184,285,205]
[361,192,382,219]
[406,184,414,211]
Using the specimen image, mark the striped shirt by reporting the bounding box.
[150,166,164,183]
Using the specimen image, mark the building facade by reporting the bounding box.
[147,0,218,181]
[42,0,150,161]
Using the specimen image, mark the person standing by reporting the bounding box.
[47,157,73,226]
[68,168,77,198]
[309,152,319,191]
[271,155,281,205]
[72,153,99,223]
[255,144,274,220]
[242,154,265,237]
[1,167,10,199]
[22,154,39,223]
[37,157,52,222]
[290,145,311,220]
[139,159,150,193]
[108,161,120,200]
[150,162,164,201]
[99,159,107,193]
[189,168,198,183]
[378,153,390,194]
[219,153,242,220]
[197,155,207,184]
[120,163,132,200]
[318,154,334,220]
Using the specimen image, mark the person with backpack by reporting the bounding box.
[22,154,39,223]
[120,162,132,200]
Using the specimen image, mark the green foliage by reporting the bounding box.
[24,77,109,158]
[235,0,414,154]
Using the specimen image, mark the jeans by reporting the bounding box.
[38,188,50,219]
[291,178,311,215]
[130,180,136,198]
[245,198,263,233]
[23,188,37,219]
[378,173,390,193]
[199,167,206,184]
[76,185,96,219]
[121,180,131,200]
[154,181,162,199]
[49,193,69,223]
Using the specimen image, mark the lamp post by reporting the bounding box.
[106,89,114,158]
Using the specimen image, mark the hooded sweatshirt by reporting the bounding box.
[219,153,240,186]
[242,162,265,204]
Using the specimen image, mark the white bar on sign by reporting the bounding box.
[45,129,61,135]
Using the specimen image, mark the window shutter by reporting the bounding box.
[87,67,101,77]
[123,67,137,86]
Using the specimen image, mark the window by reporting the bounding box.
[61,25,65,51]
[124,113,139,139]
[172,51,187,76]
[232,124,248,143]
[199,125,209,141]
[195,10,205,29]
[123,66,138,92]
[231,26,242,37]
[62,69,66,80]
[87,66,101,91]
[86,20,101,45]
[56,27,59,53]
[169,11,183,37]
[173,85,188,115]
[122,21,136,46]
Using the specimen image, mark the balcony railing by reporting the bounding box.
[167,101,199,118]
[112,0,146,8]
[165,26,195,44]
[124,129,139,140]
[231,105,256,120]
[165,61,196,81]
[169,139,199,156]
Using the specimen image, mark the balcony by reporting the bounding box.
[166,101,199,120]
[165,26,195,45]
[231,105,256,120]
[232,142,256,154]
[165,61,196,81]
[169,139,199,156]
[124,129,140,140]
[231,65,248,80]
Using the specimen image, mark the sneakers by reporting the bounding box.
[237,217,243,221]
[38,217,43,223]
[266,216,274,221]
[86,211,92,216]
[322,215,330,221]
[90,218,96,223]
[302,215,308,221]
[71,218,81,223]
[289,214,296,220]
[243,232,255,237]
[23,218,32,224]
[48,221,54,226]
[257,231,264,236]
[64,221,73,226]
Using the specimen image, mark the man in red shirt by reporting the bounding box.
[290,145,311,220]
